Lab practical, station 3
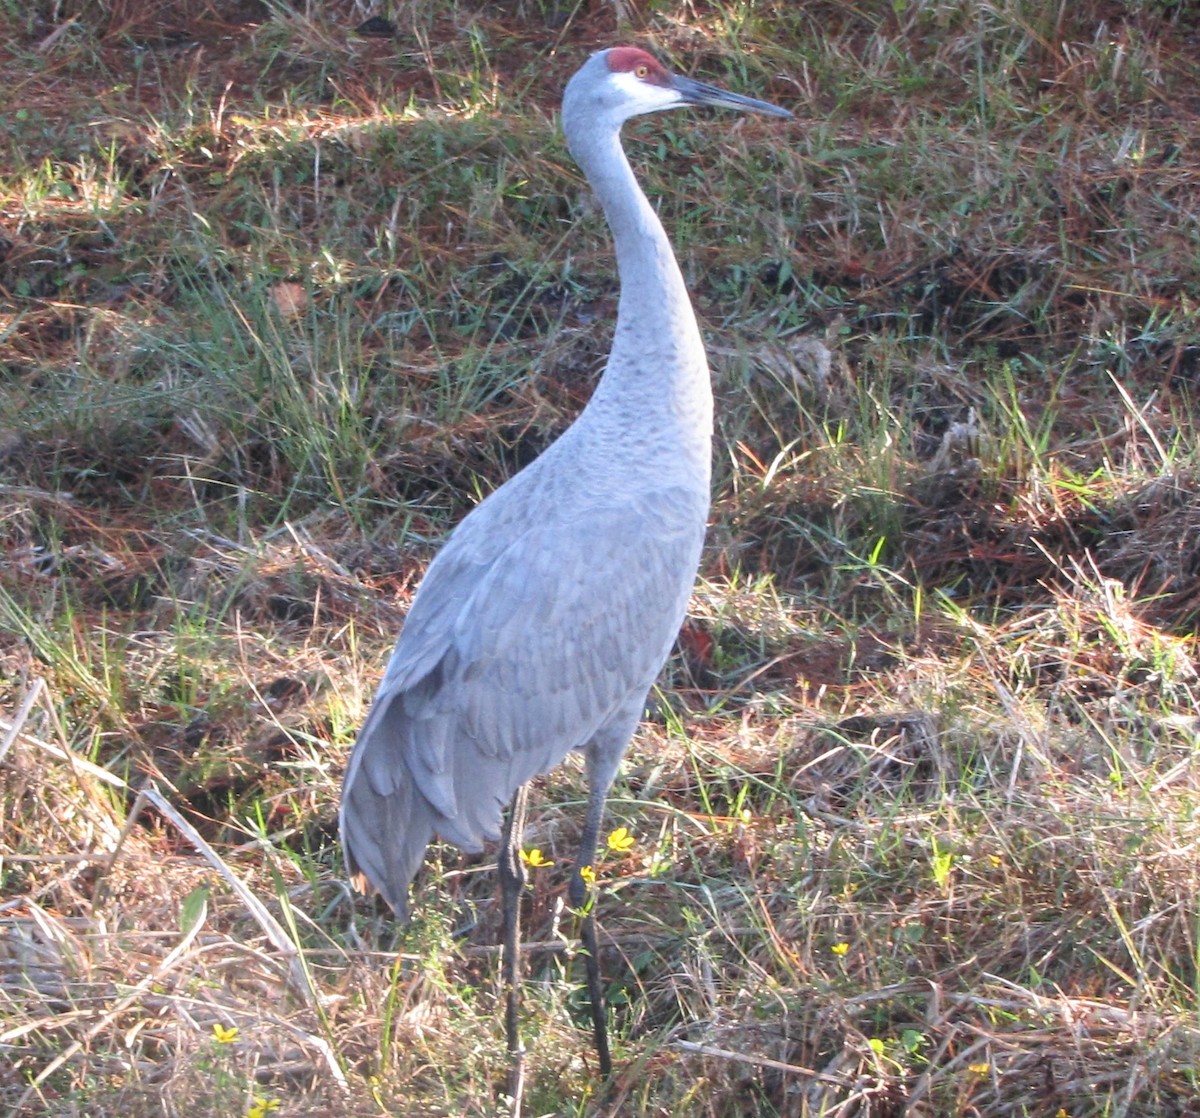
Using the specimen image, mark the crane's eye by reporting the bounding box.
[634,64,649,79]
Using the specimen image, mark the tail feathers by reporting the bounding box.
[340,703,498,918]
[340,684,528,917]
[341,768,434,920]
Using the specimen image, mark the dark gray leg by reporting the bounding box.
[569,778,613,1077]
[499,784,529,1113]
[569,738,628,1079]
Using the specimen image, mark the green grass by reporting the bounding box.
[3,0,1200,1114]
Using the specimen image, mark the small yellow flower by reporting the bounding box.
[211,1023,238,1044]
[520,848,552,868]
[606,826,635,853]
[830,942,849,957]
[968,1062,991,1076]
[246,1100,281,1118]
[578,864,597,886]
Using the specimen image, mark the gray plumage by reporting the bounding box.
[340,47,790,923]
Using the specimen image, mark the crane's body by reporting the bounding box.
[339,433,707,915]
[339,46,789,1089]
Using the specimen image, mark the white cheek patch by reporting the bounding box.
[610,69,679,114]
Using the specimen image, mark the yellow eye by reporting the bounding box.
[634,64,649,79]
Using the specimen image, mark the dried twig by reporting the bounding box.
[672,1039,854,1087]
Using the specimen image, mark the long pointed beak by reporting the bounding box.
[670,74,792,119]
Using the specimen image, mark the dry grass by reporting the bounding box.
[3,0,1200,1114]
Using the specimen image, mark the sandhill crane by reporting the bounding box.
[340,46,790,1098]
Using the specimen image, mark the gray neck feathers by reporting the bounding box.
[565,119,713,482]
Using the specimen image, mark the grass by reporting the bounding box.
[3,0,1200,1114]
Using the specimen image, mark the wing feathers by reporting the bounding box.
[339,487,707,916]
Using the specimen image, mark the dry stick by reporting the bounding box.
[5,687,346,1086]
[672,1040,855,1087]
[0,680,126,791]
[2,679,127,902]
[1,750,347,1105]
[135,786,315,1003]
[0,677,46,765]
[137,977,351,1088]
[133,784,349,1091]
[6,906,344,1113]
[7,892,212,1118]
[8,680,132,907]
[1,853,119,864]
[5,698,350,1095]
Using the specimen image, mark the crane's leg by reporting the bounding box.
[569,773,614,1078]
[499,784,529,1113]
[570,732,632,1080]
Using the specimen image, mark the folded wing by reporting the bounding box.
[339,485,706,917]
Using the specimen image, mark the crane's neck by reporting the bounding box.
[568,122,713,487]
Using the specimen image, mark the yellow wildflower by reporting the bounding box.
[830,942,849,957]
[606,826,635,852]
[578,864,597,886]
[520,848,552,868]
[211,1023,238,1044]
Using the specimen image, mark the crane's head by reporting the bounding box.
[562,46,791,137]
